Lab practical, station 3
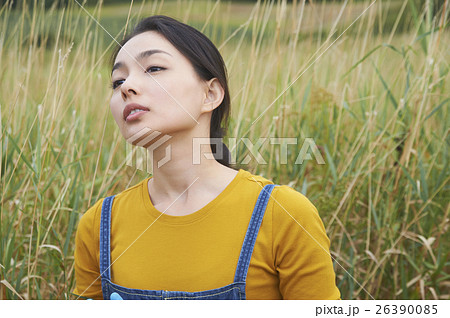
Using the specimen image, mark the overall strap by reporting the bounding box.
[99,195,115,281]
[233,184,277,283]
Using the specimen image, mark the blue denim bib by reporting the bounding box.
[99,183,277,300]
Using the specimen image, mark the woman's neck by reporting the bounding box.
[145,131,237,209]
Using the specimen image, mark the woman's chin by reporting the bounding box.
[123,125,173,146]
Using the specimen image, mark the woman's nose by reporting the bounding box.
[121,77,139,100]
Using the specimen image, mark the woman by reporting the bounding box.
[73,15,340,300]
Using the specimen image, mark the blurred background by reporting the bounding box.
[0,0,448,299]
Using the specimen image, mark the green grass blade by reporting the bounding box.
[372,60,398,109]
[323,145,337,183]
[424,98,449,121]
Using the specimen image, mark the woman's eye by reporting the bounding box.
[111,79,124,90]
[146,66,165,73]
[110,67,164,90]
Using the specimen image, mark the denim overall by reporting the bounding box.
[99,183,278,300]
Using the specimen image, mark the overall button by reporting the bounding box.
[110,292,123,300]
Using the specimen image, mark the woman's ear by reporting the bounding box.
[201,78,224,114]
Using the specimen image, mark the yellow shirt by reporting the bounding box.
[73,169,340,299]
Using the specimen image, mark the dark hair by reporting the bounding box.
[110,15,232,167]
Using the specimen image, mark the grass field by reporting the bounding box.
[0,0,449,299]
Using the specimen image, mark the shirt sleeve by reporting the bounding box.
[271,185,341,299]
[72,199,104,300]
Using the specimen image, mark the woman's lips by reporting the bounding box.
[125,110,149,122]
[123,103,150,121]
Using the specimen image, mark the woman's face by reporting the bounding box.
[110,31,208,142]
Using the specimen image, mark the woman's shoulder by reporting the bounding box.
[240,170,318,211]
[78,177,149,228]
[239,169,274,187]
[269,184,329,250]
[271,184,320,217]
[239,170,322,223]
[77,197,104,235]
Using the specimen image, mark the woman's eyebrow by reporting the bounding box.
[111,49,173,75]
